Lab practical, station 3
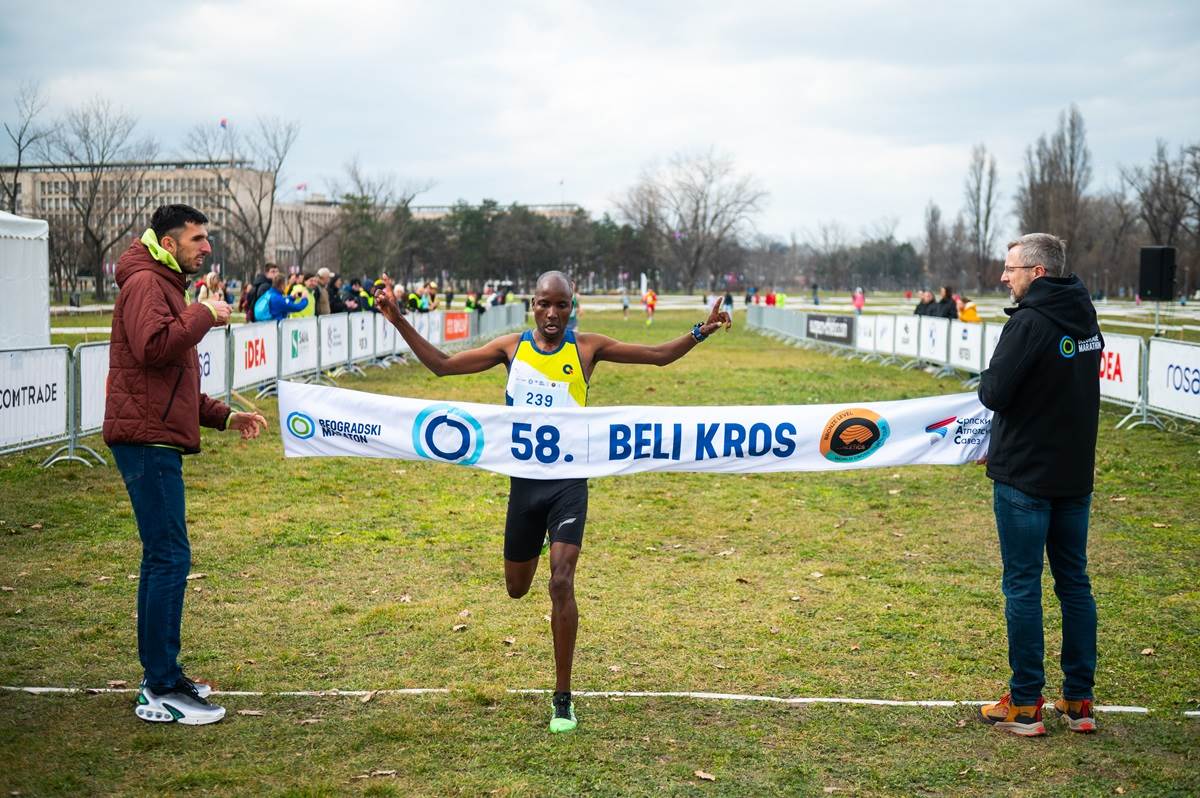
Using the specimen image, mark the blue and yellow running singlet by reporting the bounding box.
[505,329,588,408]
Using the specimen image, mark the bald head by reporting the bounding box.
[535,271,573,297]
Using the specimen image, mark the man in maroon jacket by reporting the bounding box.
[104,204,267,726]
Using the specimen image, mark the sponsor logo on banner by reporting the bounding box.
[1167,362,1200,394]
[286,412,315,439]
[326,324,343,348]
[291,328,310,358]
[412,404,485,465]
[925,415,956,444]
[0,383,59,409]
[1079,334,1101,353]
[245,338,267,369]
[443,312,470,342]
[807,314,854,346]
[819,408,890,462]
[1099,350,1124,382]
[950,416,990,445]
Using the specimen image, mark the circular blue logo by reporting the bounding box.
[286,411,315,439]
[1059,336,1076,358]
[412,404,485,465]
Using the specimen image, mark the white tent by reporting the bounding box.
[0,211,50,348]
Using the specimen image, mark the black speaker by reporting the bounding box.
[1139,246,1176,300]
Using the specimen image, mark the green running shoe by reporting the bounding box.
[549,692,577,733]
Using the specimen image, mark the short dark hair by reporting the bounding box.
[150,204,208,241]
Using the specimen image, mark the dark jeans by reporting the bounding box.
[111,444,190,693]
[993,481,1096,705]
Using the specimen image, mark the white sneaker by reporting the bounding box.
[140,675,214,699]
[135,681,225,725]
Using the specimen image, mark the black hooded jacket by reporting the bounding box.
[978,274,1103,498]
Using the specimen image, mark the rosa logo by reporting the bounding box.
[286,411,315,440]
[562,363,574,375]
[1059,336,1076,358]
[820,407,890,463]
[412,404,484,466]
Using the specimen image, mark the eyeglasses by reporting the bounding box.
[1002,265,1041,274]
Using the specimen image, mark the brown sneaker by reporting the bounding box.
[1053,698,1097,733]
[980,694,1046,736]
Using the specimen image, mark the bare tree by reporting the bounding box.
[2,81,54,214]
[619,150,767,291]
[964,143,1000,292]
[1122,141,1190,247]
[1015,105,1092,247]
[186,117,298,280]
[922,201,945,286]
[40,97,160,301]
[333,158,432,282]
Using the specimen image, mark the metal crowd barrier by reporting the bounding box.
[1,304,528,467]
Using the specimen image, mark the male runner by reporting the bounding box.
[375,271,729,732]
[643,287,657,325]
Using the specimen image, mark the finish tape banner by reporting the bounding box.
[279,381,992,479]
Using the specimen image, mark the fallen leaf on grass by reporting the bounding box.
[504,651,521,657]
[296,718,321,725]
[502,637,516,646]
[832,520,846,529]
[361,690,377,703]
[399,594,411,603]
[96,576,112,582]
[892,531,904,538]
[850,644,861,652]
[713,663,728,670]
[459,609,471,618]
[29,523,43,530]
[956,719,967,728]
[0,586,14,592]
[809,571,824,579]
[237,710,265,716]
[789,595,801,602]
[735,577,750,584]
[717,549,734,557]
[543,614,551,622]
[186,573,206,581]
[609,665,621,672]
[107,680,127,689]
[958,768,970,775]
[1110,496,1127,503]
[1116,788,1125,795]
[887,489,902,496]
[694,770,716,782]
[1141,647,1155,656]
[770,627,780,634]
[371,770,397,778]
[126,574,138,581]
[452,624,467,632]
[1152,522,1170,529]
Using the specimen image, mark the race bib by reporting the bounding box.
[508,360,573,408]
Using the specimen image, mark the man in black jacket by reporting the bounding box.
[976,233,1103,737]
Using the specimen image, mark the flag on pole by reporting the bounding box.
[219,117,228,129]
[296,182,308,191]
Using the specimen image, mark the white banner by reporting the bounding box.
[231,321,279,389]
[1098,332,1141,404]
[1146,338,1200,421]
[320,313,349,369]
[0,347,69,450]
[895,316,919,358]
[76,343,110,433]
[279,381,992,478]
[349,313,373,362]
[280,317,318,378]
[948,321,983,373]
[874,315,895,355]
[984,322,1004,369]
[375,313,396,357]
[855,315,876,353]
[428,310,445,345]
[197,327,227,398]
[920,316,950,364]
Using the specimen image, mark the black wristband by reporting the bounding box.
[691,323,708,342]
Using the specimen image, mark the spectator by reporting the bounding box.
[104,203,267,726]
[914,289,936,316]
[935,286,958,319]
[314,268,332,316]
[621,289,630,320]
[237,282,253,316]
[957,294,981,322]
[288,273,316,318]
[255,272,308,321]
[765,289,777,307]
[245,263,279,323]
[852,287,866,315]
[328,275,355,313]
[196,271,222,304]
[723,291,733,316]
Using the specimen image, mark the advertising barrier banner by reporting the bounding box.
[0,347,69,451]
[76,343,111,433]
[807,314,854,346]
[279,381,993,478]
[874,315,895,355]
[197,327,228,398]
[231,321,279,390]
[320,313,349,369]
[894,316,920,358]
[375,313,396,357]
[444,312,470,342]
[428,311,444,345]
[349,313,374,363]
[280,317,319,378]
[855,315,876,353]
[1098,332,1141,404]
[948,321,983,373]
[1146,338,1200,421]
[984,322,1004,369]
[919,316,950,365]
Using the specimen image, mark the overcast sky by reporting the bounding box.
[3,1,1198,244]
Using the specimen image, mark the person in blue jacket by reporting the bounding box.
[253,273,308,321]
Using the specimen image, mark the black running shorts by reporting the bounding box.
[504,476,588,562]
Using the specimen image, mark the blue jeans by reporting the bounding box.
[993,481,1096,704]
[111,444,190,693]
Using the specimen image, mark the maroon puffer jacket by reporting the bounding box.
[103,240,231,453]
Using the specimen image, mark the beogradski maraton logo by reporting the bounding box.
[925,415,956,445]
[412,404,485,466]
[287,410,382,444]
[286,411,315,439]
[819,407,890,463]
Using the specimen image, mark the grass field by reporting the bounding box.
[3,309,1198,796]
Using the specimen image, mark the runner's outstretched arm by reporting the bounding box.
[375,284,515,376]
[585,298,730,367]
